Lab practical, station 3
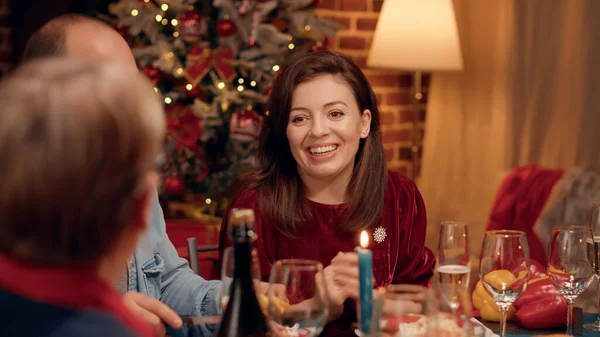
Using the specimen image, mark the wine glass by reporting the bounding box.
[585,205,600,331]
[437,221,471,312]
[479,230,531,337]
[376,285,437,337]
[377,284,475,337]
[267,259,328,337]
[219,246,262,311]
[547,225,594,335]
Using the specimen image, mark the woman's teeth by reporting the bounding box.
[309,145,337,155]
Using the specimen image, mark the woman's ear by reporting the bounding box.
[361,109,372,138]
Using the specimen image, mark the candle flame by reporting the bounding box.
[360,230,369,248]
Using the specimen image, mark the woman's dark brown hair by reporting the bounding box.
[236,51,387,236]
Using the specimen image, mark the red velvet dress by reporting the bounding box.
[218,171,436,337]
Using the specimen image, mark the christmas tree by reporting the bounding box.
[104,0,341,217]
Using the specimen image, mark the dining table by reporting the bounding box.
[477,311,600,337]
[166,314,600,337]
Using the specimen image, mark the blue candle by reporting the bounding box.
[356,230,373,334]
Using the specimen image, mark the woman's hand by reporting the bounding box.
[329,252,362,300]
[255,280,287,300]
[315,252,376,321]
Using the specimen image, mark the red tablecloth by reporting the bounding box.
[165,219,221,280]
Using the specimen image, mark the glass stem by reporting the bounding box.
[597,280,600,324]
[499,304,509,337]
[566,298,574,336]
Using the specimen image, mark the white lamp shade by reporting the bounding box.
[367,0,463,71]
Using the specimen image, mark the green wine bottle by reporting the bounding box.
[215,208,269,337]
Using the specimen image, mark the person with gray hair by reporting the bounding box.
[0,57,164,337]
[20,13,223,337]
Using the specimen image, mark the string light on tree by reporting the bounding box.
[105,0,342,216]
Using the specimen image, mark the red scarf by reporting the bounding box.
[0,254,154,337]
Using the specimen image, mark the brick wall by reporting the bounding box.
[0,0,10,76]
[317,0,429,176]
[0,0,427,174]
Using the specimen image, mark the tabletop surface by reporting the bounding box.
[166,314,600,337]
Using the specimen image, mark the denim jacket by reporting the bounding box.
[131,192,222,335]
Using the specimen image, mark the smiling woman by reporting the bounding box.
[218,51,436,337]
[286,74,372,204]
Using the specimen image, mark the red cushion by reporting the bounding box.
[486,165,564,265]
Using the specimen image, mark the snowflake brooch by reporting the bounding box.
[373,226,387,243]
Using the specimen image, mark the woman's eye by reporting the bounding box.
[291,116,306,123]
[329,111,345,118]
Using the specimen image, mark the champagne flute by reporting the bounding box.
[548,225,594,335]
[437,221,471,312]
[479,230,530,337]
[585,205,600,331]
[267,259,328,337]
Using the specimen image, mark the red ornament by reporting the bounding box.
[230,109,262,142]
[143,66,163,84]
[176,10,207,43]
[216,19,238,37]
[164,176,185,196]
